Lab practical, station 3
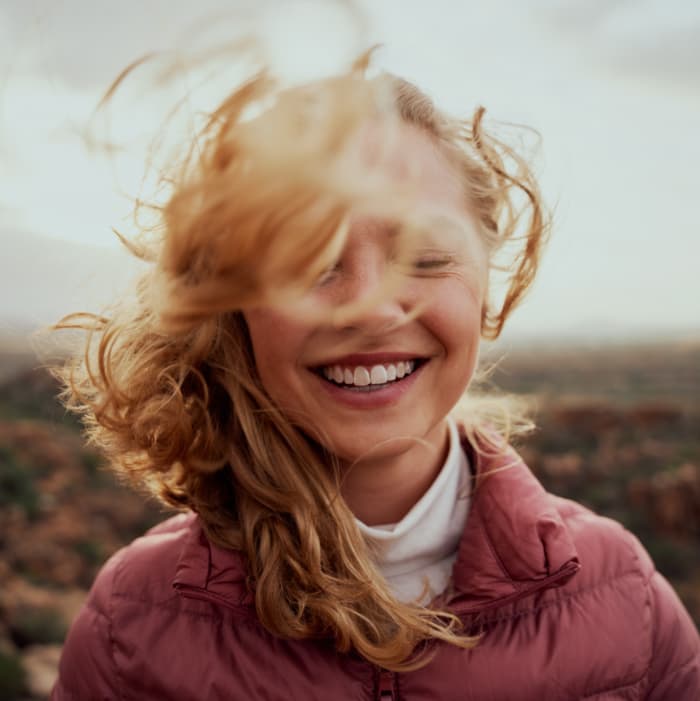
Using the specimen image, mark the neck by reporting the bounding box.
[340,420,450,526]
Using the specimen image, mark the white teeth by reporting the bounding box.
[353,367,371,386]
[321,360,420,386]
[370,365,388,385]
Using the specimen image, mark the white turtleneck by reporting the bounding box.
[355,418,470,605]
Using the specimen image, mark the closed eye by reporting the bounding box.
[315,263,342,287]
[405,253,457,276]
[412,256,454,270]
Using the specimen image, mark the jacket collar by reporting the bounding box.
[448,431,580,612]
[173,434,580,613]
[173,519,252,606]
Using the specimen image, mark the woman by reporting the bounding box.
[51,57,699,700]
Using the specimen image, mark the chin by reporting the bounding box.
[321,425,435,466]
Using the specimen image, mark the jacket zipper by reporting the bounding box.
[376,668,396,700]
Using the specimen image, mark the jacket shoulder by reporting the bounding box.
[74,511,197,618]
[552,495,655,584]
[144,510,196,537]
[51,512,197,699]
[551,496,700,698]
[108,511,197,601]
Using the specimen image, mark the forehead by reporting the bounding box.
[342,119,478,252]
[352,119,466,212]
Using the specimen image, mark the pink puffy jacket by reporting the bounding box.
[52,440,700,700]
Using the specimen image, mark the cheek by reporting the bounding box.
[432,281,483,371]
[243,310,306,389]
[438,274,484,328]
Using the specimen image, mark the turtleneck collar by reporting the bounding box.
[355,417,470,603]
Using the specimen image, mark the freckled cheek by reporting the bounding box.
[244,311,311,388]
[430,288,482,362]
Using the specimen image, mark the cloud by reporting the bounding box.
[1,0,247,90]
[0,0,367,92]
[531,0,700,85]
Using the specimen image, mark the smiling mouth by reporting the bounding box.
[313,358,427,391]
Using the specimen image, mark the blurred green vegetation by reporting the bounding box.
[10,608,67,647]
[0,363,81,430]
[0,650,27,701]
[0,446,40,520]
[72,539,105,568]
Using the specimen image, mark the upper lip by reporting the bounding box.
[310,352,426,368]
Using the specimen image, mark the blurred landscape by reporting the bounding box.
[0,335,698,699]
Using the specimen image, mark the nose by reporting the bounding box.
[329,248,412,334]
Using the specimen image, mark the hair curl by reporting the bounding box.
[54,52,548,671]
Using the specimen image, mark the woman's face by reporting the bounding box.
[244,125,488,467]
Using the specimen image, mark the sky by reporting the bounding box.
[1,0,699,341]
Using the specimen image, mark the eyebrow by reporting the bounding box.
[349,216,400,237]
[349,211,478,256]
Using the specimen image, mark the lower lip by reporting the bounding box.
[310,362,427,409]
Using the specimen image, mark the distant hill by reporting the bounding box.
[0,331,36,383]
[0,228,144,330]
[483,338,700,408]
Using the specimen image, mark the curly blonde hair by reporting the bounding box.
[54,54,548,671]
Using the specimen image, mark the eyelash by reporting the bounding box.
[315,264,341,287]
[314,252,455,288]
[411,256,454,271]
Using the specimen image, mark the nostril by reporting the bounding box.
[329,297,410,335]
